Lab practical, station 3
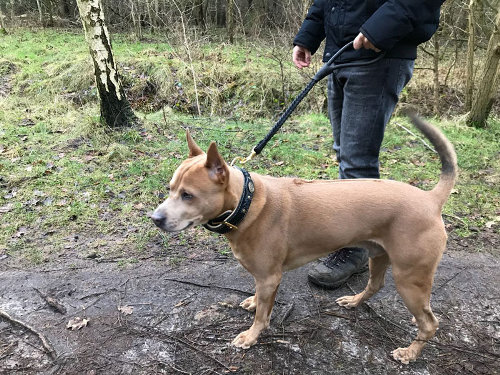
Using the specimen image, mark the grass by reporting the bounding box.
[0,29,499,264]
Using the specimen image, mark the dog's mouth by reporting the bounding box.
[148,211,194,233]
[161,221,194,233]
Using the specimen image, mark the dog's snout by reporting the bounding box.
[150,212,166,228]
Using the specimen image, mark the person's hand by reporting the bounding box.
[292,45,311,69]
[353,32,381,52]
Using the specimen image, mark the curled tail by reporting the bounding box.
[408,113,458,208]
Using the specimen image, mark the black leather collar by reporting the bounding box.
[203,167,254,234]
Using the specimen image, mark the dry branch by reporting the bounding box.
[33,287,67,315]
[0,309,56,359]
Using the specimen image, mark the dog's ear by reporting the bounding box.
[205,142,228,184]
[186,129,203,158]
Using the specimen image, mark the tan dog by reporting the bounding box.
[150,114,457,364]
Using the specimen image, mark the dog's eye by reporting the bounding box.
[181,192,193,201]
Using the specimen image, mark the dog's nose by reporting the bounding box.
[150,212,166,228]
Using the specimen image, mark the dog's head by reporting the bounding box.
[149,131,230,232]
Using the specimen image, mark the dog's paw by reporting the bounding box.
[335,295,361,309]
[391,347,417,364]
[239,296,257,312]
[232,330,257,349]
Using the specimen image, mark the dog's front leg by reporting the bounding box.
[232,273,281,349]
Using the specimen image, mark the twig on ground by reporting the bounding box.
[276,303,294,325]
[346,283,411,334]
[392,121,437,153]
[432,268,466,293]
[166,362,192,374]
[0,342,15,359]
[162,277,253,297]
[33,287,67,315]
[321,310,353,320]
[0,309,56,359]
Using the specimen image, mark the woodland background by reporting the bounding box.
[1,0,499,126]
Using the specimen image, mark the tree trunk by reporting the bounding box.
[153,0,159,29]
[194,0,205,29]
[227,0,234,43]
[0,7,7,34]
[465,0,476,111]
[467,10,500,128]
[302,0,311,20]
[130,0,142,39]
[432,33,440,115]
[46,0,54,26]
[58,0,71,18]
[36,0,44,26]
[76,0,136,127]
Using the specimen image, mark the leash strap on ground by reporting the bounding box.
[233,41,386,165]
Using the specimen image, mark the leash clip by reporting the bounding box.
[231,150,257,166]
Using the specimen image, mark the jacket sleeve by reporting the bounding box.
[360,0,445,51]
[293,0,326,55]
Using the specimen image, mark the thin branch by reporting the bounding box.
[392,121,437,153]
[33,287,67,315]
[0,309,56,360]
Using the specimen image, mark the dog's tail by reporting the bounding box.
[408,113,458,207]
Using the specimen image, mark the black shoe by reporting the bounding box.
[308,247,369,289]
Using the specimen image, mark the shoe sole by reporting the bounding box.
[308,264,369,290]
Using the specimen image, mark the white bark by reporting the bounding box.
[76,0,122,100]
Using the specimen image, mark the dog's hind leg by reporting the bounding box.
[391,262,440,364]
[232,273,282,349]
[336,252,390,308]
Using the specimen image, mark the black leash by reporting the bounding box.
[232,41,386,165]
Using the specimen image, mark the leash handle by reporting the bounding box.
[250,41,386,157]
[314,41,386,81]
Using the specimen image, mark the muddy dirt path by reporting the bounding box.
[0,241,499,375]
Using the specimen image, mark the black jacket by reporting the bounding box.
[294,0,444,62]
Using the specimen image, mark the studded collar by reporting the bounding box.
[203,167,254,234]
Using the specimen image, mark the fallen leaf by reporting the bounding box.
[4,191,16,199]
[0,203,13,213]
[485,217,500,229]
[218,301,234,308]
[484,221,494,229]
[67,317,89,330]
[118,305,134,315]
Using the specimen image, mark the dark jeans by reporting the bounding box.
[328,58,414,179]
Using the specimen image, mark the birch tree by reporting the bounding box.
[76,0,136,127]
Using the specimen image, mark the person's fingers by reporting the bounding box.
[353,33,364,50]
[353,32,381,52]
[364,38,381,52]
[292,46,311,69]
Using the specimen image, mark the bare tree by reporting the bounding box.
[467,8,500,127]
[227,0,234,43]
[76,0,136,127]
[465,0,477,111]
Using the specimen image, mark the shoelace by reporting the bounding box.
[324,249,352,268]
